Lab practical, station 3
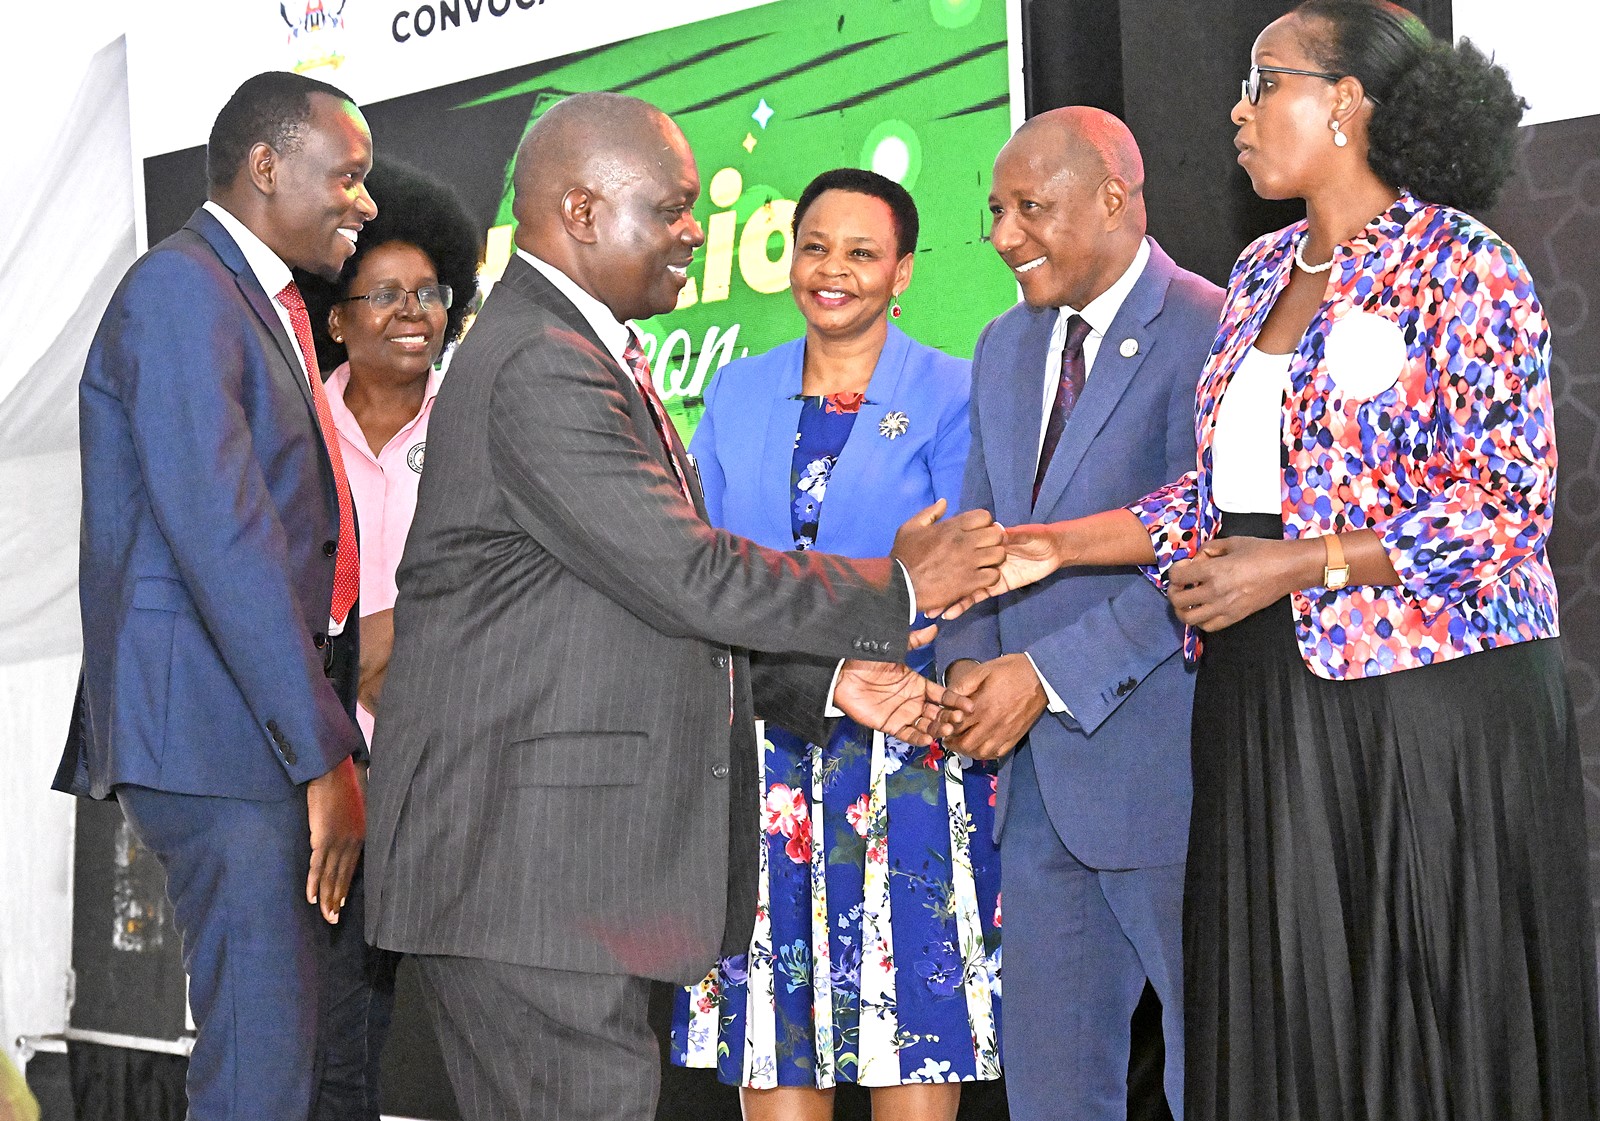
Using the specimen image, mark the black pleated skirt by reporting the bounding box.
[1184,513,1600,1121]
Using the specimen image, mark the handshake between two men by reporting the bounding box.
[830,499,1064,751]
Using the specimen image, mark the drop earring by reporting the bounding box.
[1330,119,1348,148]
[889,295,902,319]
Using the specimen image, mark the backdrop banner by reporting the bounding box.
[133,0,1025,441]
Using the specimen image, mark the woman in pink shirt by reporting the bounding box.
[294,158,482,1119]
[302,159,483,744]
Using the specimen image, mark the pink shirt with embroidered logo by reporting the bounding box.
[324,360,441,742]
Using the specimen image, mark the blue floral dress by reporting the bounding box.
[672,392,1003,1088]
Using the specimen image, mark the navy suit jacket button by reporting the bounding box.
[312,633,327,649]
[323,540,337,557]
[711,763,730,779]
[266,719,281,733]
[1116,676,1137,696]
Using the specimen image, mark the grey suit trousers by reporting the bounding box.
[414,954,657,1121]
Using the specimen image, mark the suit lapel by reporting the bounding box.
[756,344,806,546]
[1033,242,1175,515]
[500,255,603,346]
[501,256,709,520]
[822,324,915,542]
[187,208,314,415]
[661,405,710,521]
[992,307,1055,524]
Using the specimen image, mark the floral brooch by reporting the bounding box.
[878,411,909,440]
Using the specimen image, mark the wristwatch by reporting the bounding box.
[1322,533,1350,591]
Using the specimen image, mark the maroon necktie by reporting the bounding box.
[276,282,360,626]
[1033,314,1092,508]
[622,331,692,501]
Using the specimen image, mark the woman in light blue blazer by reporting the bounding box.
[671,169,1001,1121]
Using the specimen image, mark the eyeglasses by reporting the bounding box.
[339,284,453,313]
[1240,64,1346,105]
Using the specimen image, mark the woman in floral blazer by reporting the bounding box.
[1129,186,1558,678]
[963,2,1597,1119]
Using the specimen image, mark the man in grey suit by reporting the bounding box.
[940,108,1223,1121]
[363,93,1005,1120]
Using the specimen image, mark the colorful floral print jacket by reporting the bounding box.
[1130,190,1558,679]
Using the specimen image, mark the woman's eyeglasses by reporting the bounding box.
[1241,64,1346,105]
[340,284,453,313]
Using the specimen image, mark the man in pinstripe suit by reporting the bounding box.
[363,93,1007,1120]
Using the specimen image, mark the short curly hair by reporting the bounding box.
[207,71,355,190]
[1293,0,1527,213]
[792,168,920,258]
[297,158,484,374]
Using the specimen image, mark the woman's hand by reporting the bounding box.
[1166,535,1322,631]
[938,508,1157,619]
[937,523,1065,619]
[357,608,395,715]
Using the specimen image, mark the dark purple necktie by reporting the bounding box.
[1033,313,1092,507]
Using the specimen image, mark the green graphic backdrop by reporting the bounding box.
[467,0,1019,437]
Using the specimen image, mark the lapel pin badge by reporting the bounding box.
[1120,338,1139,358]
[879,411,910,440]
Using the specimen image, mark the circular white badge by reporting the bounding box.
[1321,310,1407,400]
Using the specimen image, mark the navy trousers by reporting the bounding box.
[116,634,392,1120]
[1001,744,1186,1121]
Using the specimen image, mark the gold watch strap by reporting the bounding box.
[1322,533,1350,590]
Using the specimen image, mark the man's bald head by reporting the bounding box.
[988,106,1149,310]
[1006,106,1147,230]
[512,93,672,235]
[511,92,704,322]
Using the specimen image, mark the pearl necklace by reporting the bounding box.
[1293,237,1335,275]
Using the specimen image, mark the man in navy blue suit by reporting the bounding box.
[940,107,1223,1121]
[58,72,379,1119]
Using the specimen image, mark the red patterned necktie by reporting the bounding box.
[1033,313,1093,508]
[276,282,360,626]
[622,331,692,502]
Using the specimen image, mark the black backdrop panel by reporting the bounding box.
[69,798,187,1041]
[1483,112,1600,934]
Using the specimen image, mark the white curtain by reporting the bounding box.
[0,34,134,1060]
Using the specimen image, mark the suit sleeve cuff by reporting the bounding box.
[894,560,916,625]
[824,659,847,718]
[1025,651,1072,716]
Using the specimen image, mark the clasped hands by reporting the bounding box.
[831,501,1061,747]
